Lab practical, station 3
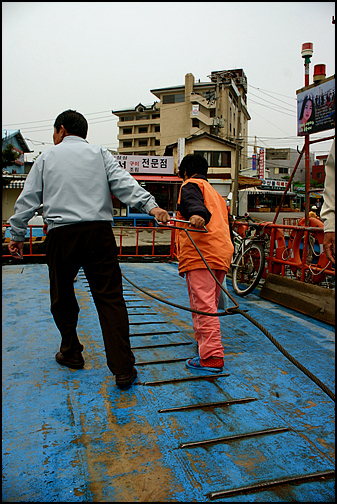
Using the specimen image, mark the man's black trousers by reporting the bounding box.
[45,221,135,375]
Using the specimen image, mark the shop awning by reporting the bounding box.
[132,175,181,182]
[238,176,263,189]
[3,180,25,189]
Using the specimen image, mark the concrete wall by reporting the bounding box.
[2,188,21,223]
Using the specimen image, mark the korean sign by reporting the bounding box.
[114,155,174,175]
[261,179,289,189]
[177,138,185,168]
[296,76,335,136]
[259,148,265,179]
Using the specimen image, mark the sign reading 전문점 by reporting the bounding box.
[296,76,335,136]
[114,155,174,175]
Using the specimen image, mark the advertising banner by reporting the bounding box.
[296,76,335,136]
[192,104,199,116]
[114,155,174,175]
[177,138,185,168]
[252,154,257,171]
[259,148,265,179]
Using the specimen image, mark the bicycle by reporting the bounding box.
[230,213,266,296]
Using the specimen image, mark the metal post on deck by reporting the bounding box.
[301,42,313,225]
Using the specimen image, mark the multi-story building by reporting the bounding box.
[242,147,315,184]
[112,69,251,200]
[239,147,318,214]
[2,129,32,223]
[311,153,328,185]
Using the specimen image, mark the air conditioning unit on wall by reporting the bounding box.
[113,208,121,217]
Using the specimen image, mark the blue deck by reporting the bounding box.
[2,261,335,502]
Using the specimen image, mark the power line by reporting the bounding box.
[249,92,297,113]
[2,110,115,127]
[249,99,296,118]
[249,84,297,101]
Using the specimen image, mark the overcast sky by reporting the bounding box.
[2,2,335,162]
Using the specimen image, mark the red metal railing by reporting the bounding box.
[2,222,334,285]
[232,220,335,284]
[2,224,176,260]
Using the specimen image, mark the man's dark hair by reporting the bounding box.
[54,109,88,139]
[178,153,208,179]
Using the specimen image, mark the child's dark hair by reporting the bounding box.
[178,154,208,179]
[54,109,88,139]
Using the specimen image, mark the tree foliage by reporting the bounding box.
[2,143,20,167]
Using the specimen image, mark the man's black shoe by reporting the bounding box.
[55,351,84,369]
[116,367,137,388]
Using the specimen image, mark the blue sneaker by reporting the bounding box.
[185,356,224,373]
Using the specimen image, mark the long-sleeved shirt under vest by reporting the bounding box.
[9,135,159,242]
[320,138,335,233]
[176,174,234,275]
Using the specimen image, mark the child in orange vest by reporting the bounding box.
[176,154,234,372]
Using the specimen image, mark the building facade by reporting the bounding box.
[242,147,315,184]
[112,70,250,172]
[2,129,32,223]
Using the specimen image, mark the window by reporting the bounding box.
[163,93,185,104]
[210,109,216,118]
[138,126,148,134]
[123,128,132,135]
[279,167,288,174]
[136,115,150,120]
[194,150,231,168]
[138,139,148,147]
[154,125,160,132]
[123,141,132,148]
[155,139,160,146]
[152,113,160,119]
[192,118,199,128]
[121,116,134,121]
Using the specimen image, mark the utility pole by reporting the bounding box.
[232,95,242,216]
[301,42,313,225]
[215,75,220,136]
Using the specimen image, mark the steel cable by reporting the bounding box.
[121,224,335,402]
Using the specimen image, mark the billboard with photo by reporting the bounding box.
[296,76,335,136]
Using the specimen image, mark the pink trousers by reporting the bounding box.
[185,268,226,360]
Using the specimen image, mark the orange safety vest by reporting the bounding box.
[176,177,234,275]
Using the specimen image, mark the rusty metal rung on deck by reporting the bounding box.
[158,397,258,413]
[179,427,290,449]
[135,357,189,365]
[131,341,193,349]
[142,373,230,386]
[129,320,167,325]
[130,330,180,337]
[208,470,335,500]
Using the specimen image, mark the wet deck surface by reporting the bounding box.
[2,262,335,502]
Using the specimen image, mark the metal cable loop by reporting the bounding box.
[121,220,335,402]
[237,309,335,402]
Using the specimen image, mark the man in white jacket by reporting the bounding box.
[320,138,335,264]
[8,109,170,388]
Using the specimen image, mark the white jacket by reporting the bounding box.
[320,139,335,233]
[9,136,158,241]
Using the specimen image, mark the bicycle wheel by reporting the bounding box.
[232,243,265,296]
